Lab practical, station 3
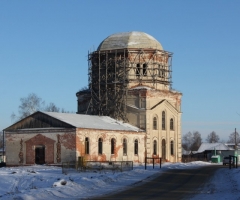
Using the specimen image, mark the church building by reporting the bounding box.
[4,31,182,166]
[77,31,182,162]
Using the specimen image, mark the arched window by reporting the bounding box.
[143,63,147,76]
[123,138,127,155]
[134,139,138,155]
[158,64,164,78]
[158,64,161,77]
[111,138,115,154]
[85,137,89,154]
[170,118,174,130]
[153,140,157,155]
[162,111,166,130]
[162,139,166,159]
[153,117,157,130]
[98,138,103,155]
[136,63,141,77]
[170,141,174,156]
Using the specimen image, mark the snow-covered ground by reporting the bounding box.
[0,161,238,200]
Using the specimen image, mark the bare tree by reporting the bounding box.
[206,131,220,143]
[45,102,60,112]
[182,131,202,151]
[11,93,70,121]
[182,132,193,151]
[18,93,45,119]
[191,131,202,151]
[228,131,240,143]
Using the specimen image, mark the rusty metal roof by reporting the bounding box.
[97,31,163,51]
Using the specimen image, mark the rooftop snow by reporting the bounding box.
[130,86,153,90]
[42,112,142,132]
[197,143,233,153]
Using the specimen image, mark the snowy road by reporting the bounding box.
[94,165,220,199]
[0,162,239,199]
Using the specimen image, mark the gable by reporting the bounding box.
[150,99,179,114]
[25,134,55,145]
[4,112,75,131]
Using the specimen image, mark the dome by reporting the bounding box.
[97,31,163,51]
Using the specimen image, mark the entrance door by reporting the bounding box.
[35,146,45,164]
[162,139,166,160]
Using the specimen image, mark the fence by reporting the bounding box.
[62,160,133,174]
[145,157,162,170]
[62,162,78,174]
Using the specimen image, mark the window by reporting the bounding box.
[162,111,166,130]
[123,138,127,155]
[158,64,164,78]
[170,141,174,156]
[111,138,115,154]
[170,118,174,130]
[134,139,138,155]
[136,63,141,77]
[153,140,157,155]
[158,65,161,77]
[162,139,166,159]
[140,98,146,108]
[98,138,103,155]
[143,63,147,76]
[153,117,157,130]
[85,137,89,154]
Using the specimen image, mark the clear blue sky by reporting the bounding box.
[1,1,240,141]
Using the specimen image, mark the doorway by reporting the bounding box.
[35,145,45,164]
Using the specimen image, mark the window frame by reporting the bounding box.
[136,63,141,77]
[153,117,157,130]
[162,111,166,130]
[111,138,115,155]
[134,139,138,155]
[98,138,103,155]
[170,141,174,156]
[153,140,157,155]
[85,137,89,154]
[143,63,147,76]
[123,138,127,155]
[170,118,174,130]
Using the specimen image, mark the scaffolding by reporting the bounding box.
[87,48,173,122]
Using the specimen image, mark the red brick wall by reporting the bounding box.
[25,134,55,164]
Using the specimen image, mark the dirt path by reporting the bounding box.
[94,165,225,200]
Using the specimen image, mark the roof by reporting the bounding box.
[130,86,153,90]
[97,31,163,51]
[40,112,142,132]
[182,148,191,155]
[197,143,233,153]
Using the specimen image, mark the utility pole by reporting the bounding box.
[235,128,237,150]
